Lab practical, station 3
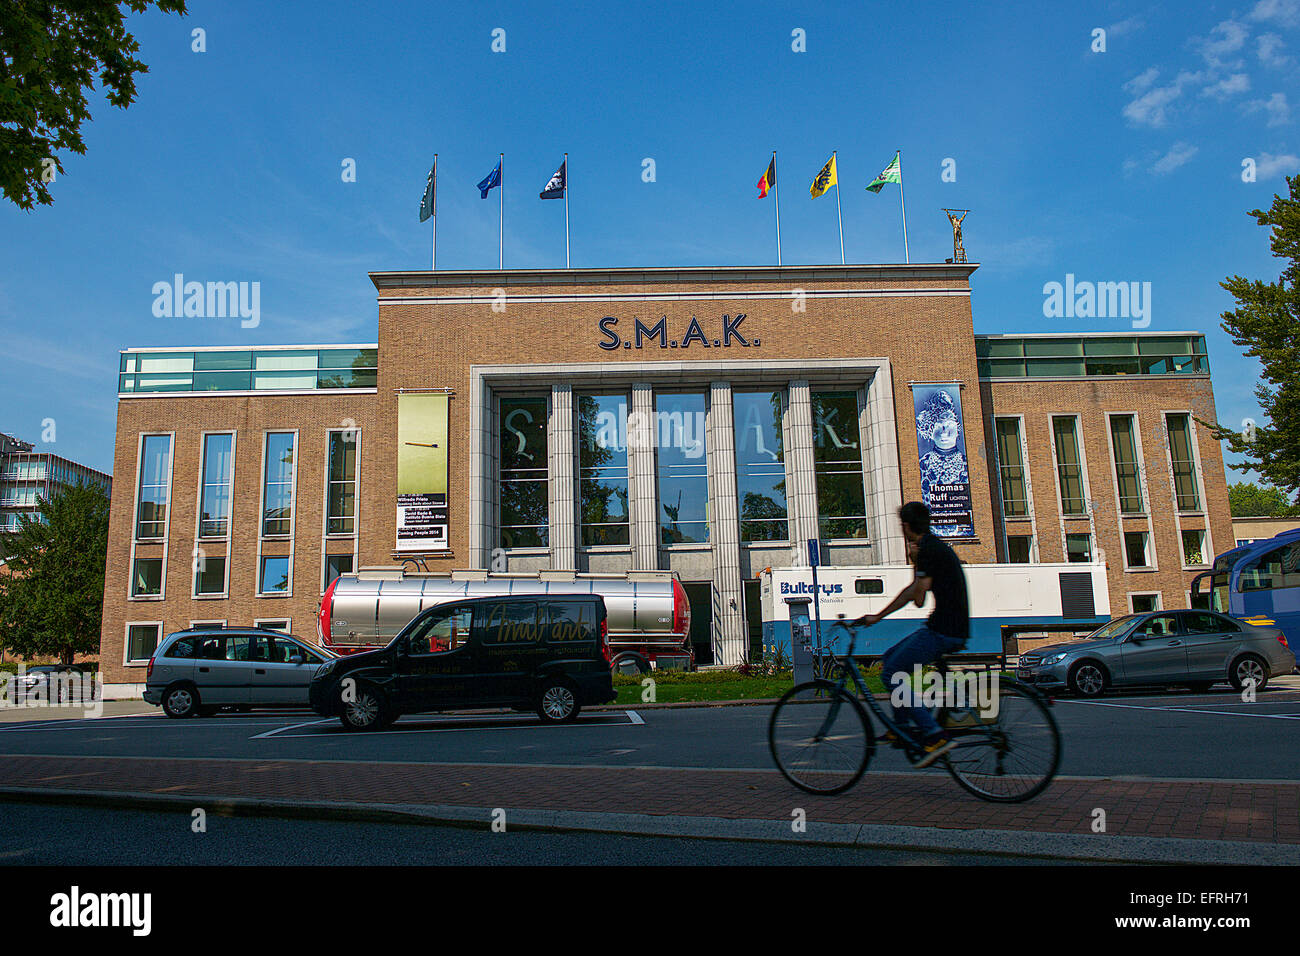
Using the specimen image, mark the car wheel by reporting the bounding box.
[162,684,199,718]
[1068,661,1107,698]
[537,679,580,723]
[610,653,650,676]
[1186,682,1214,693]
[339,686,389,731]
[1229,655,1269,692]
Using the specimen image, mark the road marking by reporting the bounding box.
[1059,699,1300,720]
[250,718,334,739]
[254,711,641,740]
[626,710,644,725]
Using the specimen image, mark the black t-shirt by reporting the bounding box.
[914,533,969,642]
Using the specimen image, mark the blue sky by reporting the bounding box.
[2,0,1298,479]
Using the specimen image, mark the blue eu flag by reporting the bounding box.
[477,160,502,198]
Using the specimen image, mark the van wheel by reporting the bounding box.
[538,680,580,723]
[1068,661,1107,698]
[340,686,390,731]
[1229,655,1269,692]
[163,684,200,718]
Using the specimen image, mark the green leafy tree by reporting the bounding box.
[1206,176,1300,494]
[1228,481,1299,517]
[0,1,187,209]
[0,483,110,664]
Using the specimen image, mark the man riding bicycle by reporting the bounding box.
[851,501,968,767]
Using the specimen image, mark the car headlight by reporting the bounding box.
[315,660,337,680]
[1041,653,1068,665]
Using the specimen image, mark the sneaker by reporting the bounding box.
[910,734,957,768]
[877,730,901,747]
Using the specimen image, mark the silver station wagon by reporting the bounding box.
[1016,610,1295,697]
[144,627,337,718]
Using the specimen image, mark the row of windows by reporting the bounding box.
[130,429,359,600]
[995,412,1202,521]
[498,388,871,550]
[124,619,293,664]
[1001,528,1208,570]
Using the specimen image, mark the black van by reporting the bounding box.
[308,594,616,730]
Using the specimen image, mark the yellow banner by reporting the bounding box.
[810,154,838,198]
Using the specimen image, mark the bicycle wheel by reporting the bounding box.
[943,680,1060,803]
[769,681,874,795]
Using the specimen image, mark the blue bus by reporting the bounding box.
[1191,528,1300,668]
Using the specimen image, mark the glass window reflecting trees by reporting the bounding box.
[499,397,549,548]
[1110,415,1144,514]
[135,435,172,539]
[262,432,296,536]
[326,431,358,535]
[811,391,867,539]
[198,433,233,538]
[733,390,788,541]
[577,394,630,546]
[656,392,709,544]
[1165,414,1201,511]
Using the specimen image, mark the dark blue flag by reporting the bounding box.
[477,160,502,198]
[419,159,436,222]
[540,159,566,199]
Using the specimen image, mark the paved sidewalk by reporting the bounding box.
[0,754,1296,862]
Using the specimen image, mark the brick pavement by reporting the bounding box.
[1,754,1296,846]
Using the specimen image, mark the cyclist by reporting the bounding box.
[852,501,968,767]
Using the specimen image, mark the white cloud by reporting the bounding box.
[1123,70,1202,127]
[1244,91,1292,125]
[1107,16,1146,37]
[1250,0,1300,27]
[1124,67,1160,93]
[1255,151,1300,177]
[1196,19,1250,68]
[1202,73,1252,99]
[1257,33,1291,66]
[1151,142,1200,174]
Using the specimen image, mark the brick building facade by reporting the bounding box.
[97,264,1233,696]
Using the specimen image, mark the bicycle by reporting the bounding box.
[768,615,1061,802]
[810,633,845,683]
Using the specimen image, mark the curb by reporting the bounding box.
[1,786,1294,865]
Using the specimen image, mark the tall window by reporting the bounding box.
[198,433,234,538]
[135,434,172,539]
[733,390,788,541]
[1051,417,1086,516]
[262,432,296,537]
[1165,413,1200,511]
[1110,415,1143,514]
[655,392,709,544]
[811,391,867,539]
[499,396,548,548]
[326,431,358,535]
[578,394,630,546]
[994,418,1028,517]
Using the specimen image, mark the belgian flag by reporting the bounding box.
[756,157,776,198]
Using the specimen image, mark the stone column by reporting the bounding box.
[547,385,577,571]
[784,381,820,566]
[707,382,746,666]
[468,374,494,569]
[628,383,659,570]
[863,363,905,563]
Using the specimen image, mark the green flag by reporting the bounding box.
[866,152,901,193]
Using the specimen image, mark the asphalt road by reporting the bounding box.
[0,685,1297,781]
[0,802,1072,866]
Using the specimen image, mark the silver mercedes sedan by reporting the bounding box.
[1016,610,1295,697]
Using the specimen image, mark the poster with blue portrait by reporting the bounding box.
[911,384,975,539]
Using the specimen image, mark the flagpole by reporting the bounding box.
[431,153,437,271]
[564,152,570,269]
[833,151,845,265]
[898,149,910,264]
[498,152,504,270]
[773,151,781,266]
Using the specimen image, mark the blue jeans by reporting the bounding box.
[880,625,966,740]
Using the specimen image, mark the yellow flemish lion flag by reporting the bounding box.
[809,153,838,198]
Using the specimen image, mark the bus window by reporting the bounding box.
[1240,542,1300,591]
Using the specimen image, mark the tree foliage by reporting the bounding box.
[0,483,110,663]
[1228,481,1299,517]
[0,1,186,209]
[1207,176,1300,494]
